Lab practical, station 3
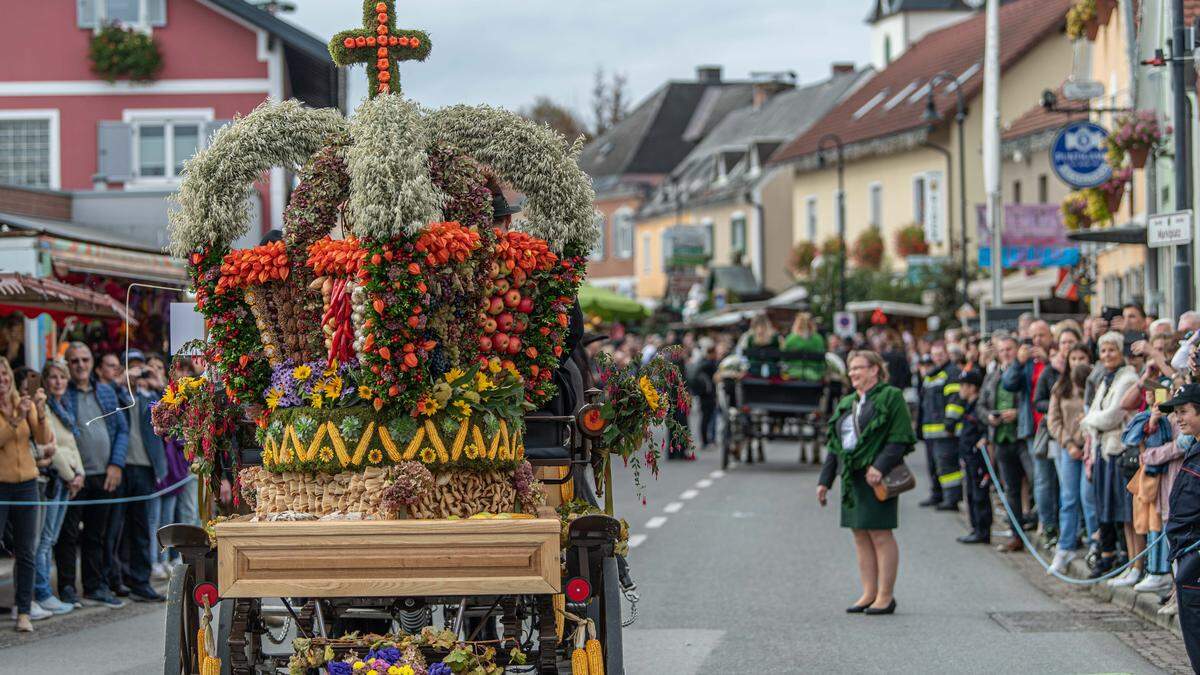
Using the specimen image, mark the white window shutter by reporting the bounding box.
[76,0,97,28]
[147,0,167,27]
[97,121,134,182]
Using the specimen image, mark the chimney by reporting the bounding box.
[750,71,798,109]
[831,62,856,77]
[696,65,723,84]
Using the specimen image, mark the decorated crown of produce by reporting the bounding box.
[164,0,598,476]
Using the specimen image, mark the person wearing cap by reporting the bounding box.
[954,369,992,544]
[1158,383,1200,670]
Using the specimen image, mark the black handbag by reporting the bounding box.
[1117,444,1141,481]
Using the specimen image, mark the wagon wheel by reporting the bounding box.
[163,563,199,675]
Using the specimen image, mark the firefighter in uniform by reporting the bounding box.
[1158,384,1200,671]
[919,342,963,510]
[954,369,992,543]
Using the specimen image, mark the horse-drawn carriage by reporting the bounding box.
[154,10,690,672]
[721,347,834,470]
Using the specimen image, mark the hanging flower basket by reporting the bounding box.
[1107,110,1166,169]
[789,241,818,278]
[852,227,884,270]
[1100,167,1131,214]
[1061,192,1092,230]
[1066,0,1098,41]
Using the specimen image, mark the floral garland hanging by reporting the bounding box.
[89,22,163,82]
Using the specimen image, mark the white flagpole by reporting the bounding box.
[984,0,1003,309]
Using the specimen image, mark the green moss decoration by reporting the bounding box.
[89,23,162,83]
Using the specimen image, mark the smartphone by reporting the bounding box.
[1155,388,1169,404]
[19,372,41,397]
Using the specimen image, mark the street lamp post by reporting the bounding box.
[924,71,968,312]
[818,134,846,312]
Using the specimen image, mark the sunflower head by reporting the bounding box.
[419,446,438,464]
[368,448,383,464]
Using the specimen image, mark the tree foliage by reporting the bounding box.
[519,96,589,143]
[591,66,630,137]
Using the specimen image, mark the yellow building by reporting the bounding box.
[769,0,1073,277]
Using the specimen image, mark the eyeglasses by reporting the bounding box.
[67,358,90,365]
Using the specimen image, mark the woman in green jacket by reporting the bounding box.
[817,350,915,615]
[783,312,826,381]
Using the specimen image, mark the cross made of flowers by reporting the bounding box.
[329,1,432,97]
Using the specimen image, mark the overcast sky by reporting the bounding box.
[283,1,871,120]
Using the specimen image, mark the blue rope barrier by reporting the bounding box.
[976,447,1190,585]
[0,474,196,506]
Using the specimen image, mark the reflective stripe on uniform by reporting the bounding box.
[943,382,961,396]
[922,423,946,434]
[924,376,947,388]
[938,470,964,486]
[945,404,965,419]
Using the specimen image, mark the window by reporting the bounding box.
[883,35,892,66]
[702,219,715,255]
[588,213,606,261]
[641,233,652,274]
[1012,179,1022,204]
[82,0,167,29]
[912,175,927,225]
[805,196,818,241]
[613,209,634,259]
[730,213,747,256]
[1037,174,1048,203]
[124,110,212,183]
[0,115,55,189]
[661,231,674,268]
[868,183,882,228]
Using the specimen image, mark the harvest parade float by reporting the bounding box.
[153,2,690,674]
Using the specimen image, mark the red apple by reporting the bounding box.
[504,289,522,308]
[496,312,514,333]
[517,297,534,314]
[478,336,493,352]
[506,336,522,354]
[494,279,510,294]
[482,318,497,334]
[488,296,505,315]
[512,268,527,287]
[493,333,510,351]
[514,318,528,334]
[487,261,500,278]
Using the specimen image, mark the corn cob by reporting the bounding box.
[472,426,487,459]
[425,420,449,462]
[571,624,590,675]
[560,465,575,503]
[329,423,353,466]
[450,421,470,460]
[304,422,327,462]
[553,593,565,641]
[586,619,604,675]
[403,427,425,460]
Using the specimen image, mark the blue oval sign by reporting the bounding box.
[1050,121,1112,188]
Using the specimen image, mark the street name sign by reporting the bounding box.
[833,311,856,338]
[1147,210,1194,248]
[1063,80,1105,101]
[1050,121,1112,188]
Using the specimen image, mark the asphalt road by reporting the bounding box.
[0,441,1184,674]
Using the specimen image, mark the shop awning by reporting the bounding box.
[0,273,136,324]
[578,284,650,322]
[844,300,932,318]
[766,285,809,309]
[967,268,1059,303]
[1066,224,1147,245]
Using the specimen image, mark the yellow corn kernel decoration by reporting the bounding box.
[472,426,487,460]
[586,634,604,675]
[498,419,510,459]
[402,426,425,460]
[358,421,381,463]
[262,437,276,468]
[425,420,449,463]
[450,421,470,461]
[488,425,502,460]
[571,625,590,675]
[553,594,565,641]
[303,422,328,462]
[329,423,353,466]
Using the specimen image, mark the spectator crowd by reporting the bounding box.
[1,340,197,633]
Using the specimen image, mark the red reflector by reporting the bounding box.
[565,577,591,602]
[193,582,219,608]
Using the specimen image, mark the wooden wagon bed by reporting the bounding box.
[215,512,561,598]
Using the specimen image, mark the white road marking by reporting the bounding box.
[695,479,713,488]
[663,501,683,513]
[645,516,668,529]
[680,489,699,500]
[710,470,726,479]
[628,534,647,548]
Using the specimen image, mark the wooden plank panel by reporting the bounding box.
[216,517,561,598]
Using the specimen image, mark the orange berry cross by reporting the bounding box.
[329,1,432,97]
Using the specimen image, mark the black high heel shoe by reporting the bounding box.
[864,599,896,615]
